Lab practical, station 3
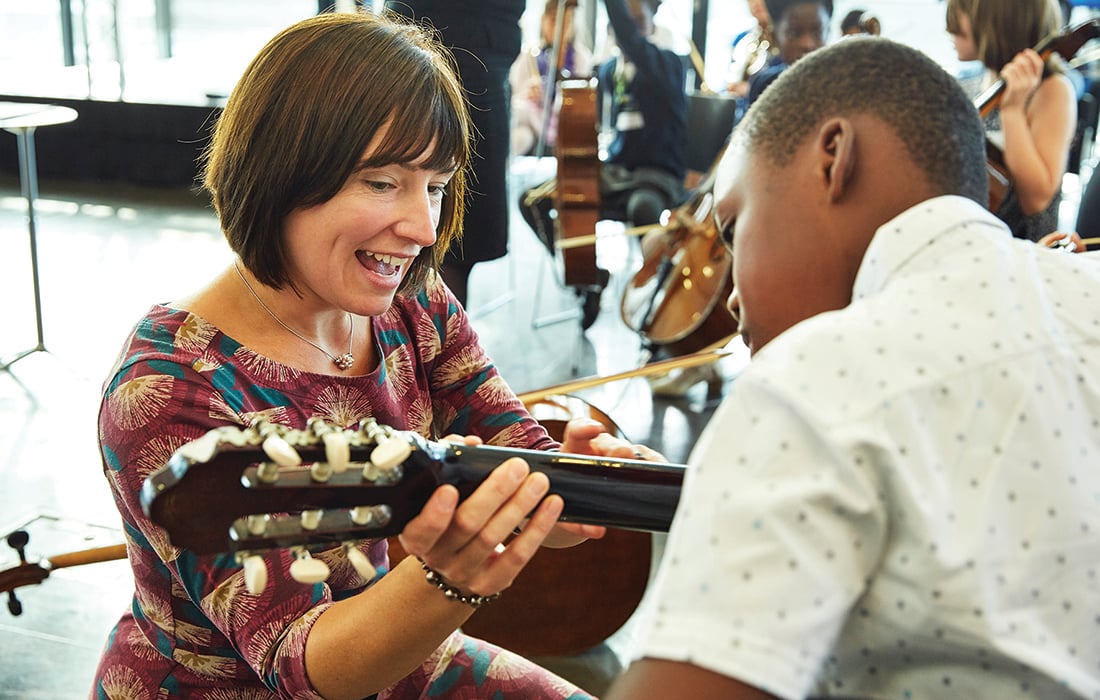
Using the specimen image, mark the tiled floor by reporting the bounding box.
[0,158,749,698]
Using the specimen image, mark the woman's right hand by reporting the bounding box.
[999,48,1044,112]
[396,457,563,598]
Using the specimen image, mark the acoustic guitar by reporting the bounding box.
[142,418,683,557]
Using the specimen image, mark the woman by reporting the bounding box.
[91,11,635,699]
[947,0,1076,241]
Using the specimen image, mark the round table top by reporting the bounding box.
[0,102,79,131]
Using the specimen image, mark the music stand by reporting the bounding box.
[0,102,78,376]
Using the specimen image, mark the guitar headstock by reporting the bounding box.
[141,418,446,558]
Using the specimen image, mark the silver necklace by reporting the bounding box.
[234,261,355,370]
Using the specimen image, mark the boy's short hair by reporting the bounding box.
[738,37,988,205]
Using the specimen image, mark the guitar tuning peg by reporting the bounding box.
[310,461,333,482]
[343,543,379,582]
[246,514,269,536]
[289,549,330,584]
[262,433,301,468]
[256,461,280,484]
[350,506,374,526]
[240,554,268,595]
[300,509,323,531]
[322,431,350,473]
[369,437,411,472]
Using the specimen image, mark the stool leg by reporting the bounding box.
[1,125,48,373]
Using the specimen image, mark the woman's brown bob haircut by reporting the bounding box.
[201,11,471,295]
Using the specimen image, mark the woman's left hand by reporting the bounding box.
[1038,230,1086,252]
[533,417,668,548]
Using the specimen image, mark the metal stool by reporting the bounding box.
[0,102,79,376]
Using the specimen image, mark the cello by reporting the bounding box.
[619,154,738,358]
[535,0,601,289]
[976,19,1100,212]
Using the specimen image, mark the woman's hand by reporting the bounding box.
[560,417,667,462]
[999,48,1044,113]
[398,455,564,598]
[1038,230,1086,253]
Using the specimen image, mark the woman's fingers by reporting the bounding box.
[398,458,558,595]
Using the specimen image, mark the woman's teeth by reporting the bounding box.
[366,252,404,266]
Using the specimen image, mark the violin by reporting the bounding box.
[976,19,1100,212]
[619,157,738,358]
[1,530,127,616]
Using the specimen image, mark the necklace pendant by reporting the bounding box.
[333,353,355,370]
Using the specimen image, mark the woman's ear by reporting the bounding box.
[816,117,857,204]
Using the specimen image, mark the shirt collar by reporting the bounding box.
[853,195,1007,301]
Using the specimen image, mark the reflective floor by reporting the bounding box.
[0,157,750,698]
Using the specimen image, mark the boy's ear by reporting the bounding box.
[815,117,856,203]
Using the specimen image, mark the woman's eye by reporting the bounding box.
[365,180,394,193]
[428,184,448,198]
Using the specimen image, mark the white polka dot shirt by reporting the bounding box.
[638,196,1100,699]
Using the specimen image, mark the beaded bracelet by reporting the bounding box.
[417,558,502,608]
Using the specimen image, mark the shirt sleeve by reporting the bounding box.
[603,0,684,101]
[636,374,888,699]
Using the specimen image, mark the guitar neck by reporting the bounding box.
[143,426,685,556]
[435,442,683,533]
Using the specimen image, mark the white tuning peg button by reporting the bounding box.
[323,431,350,473]
[262,434,302,467]
[350,506,374,526]
[300,510,323,530]
[246,514,268,536]
[290,552,331,584]
[370,437,411,472]
[345,545,377,581]
[310,461,333,482]
[242,555,268,595]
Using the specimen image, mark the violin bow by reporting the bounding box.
[516,333,742,404]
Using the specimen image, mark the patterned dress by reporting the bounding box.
[91,277,594,700]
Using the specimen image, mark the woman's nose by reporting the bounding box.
[397,193,439,247]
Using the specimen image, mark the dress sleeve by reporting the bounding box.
[416,277,557,450]
[99,334,334,698]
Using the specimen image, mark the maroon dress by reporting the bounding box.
[91,276,595,699]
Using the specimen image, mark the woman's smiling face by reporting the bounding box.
[282,128,456,317]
